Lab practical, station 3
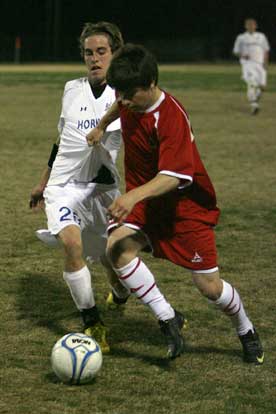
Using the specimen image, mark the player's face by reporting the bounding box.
[84,34,113,86]
[245,19,257,33]
[117,86,160,112]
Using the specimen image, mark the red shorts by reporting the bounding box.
[149,221,218,272]
[109,199,219,272]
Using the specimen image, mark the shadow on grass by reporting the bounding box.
[15,272,242,367]
[106,315,241,367]
[109,346,173,370]
[109,343,241,369]
[16,271,74,336]
[185,344,241,359]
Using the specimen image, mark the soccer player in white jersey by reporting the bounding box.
[233,18,270,114]
[30,22,129,353]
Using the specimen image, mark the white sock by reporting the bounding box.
[63,265,95,310]
[247,83,260,105]
[256,87,262,100]
[115,257,174,321]
[212,280,253,336]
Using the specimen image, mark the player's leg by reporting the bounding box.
[192,269,264,364]
[44,185,110,352]
[107,225,185,359]
[100,254,130,310]
[57,224,110,353]
[164,218,264,364]
[242,61,260,115]
[247,83,260,114]
[86,185,131,309]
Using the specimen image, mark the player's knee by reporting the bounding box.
[192,272,223,300]
[61,236,83,259]
[106,237,136,268]
[107,238,125,266]
[198,282,222,300]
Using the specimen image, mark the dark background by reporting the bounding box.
[1,0,275,63]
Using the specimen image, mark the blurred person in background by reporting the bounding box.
[233,18,270,115]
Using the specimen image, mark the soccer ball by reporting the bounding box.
[51,333,103,385]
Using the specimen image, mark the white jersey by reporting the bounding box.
[233,31,270,65]
[48,78,121,186]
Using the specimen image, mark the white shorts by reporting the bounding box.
[240,59,267,87]
[44,181,120,261]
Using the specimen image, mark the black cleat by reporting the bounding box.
[81,305,102,328]
[175,309,188,331]
[159,310,185,359]
[251,105,260,115]
[239,328,264,365]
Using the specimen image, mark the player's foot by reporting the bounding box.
[251,103,259,115]
[159,310,185,359]
[84,323,110,354]
[35,229,59,248]
[239,328,264,365]
[81,306,110,354]
[106,291,129,311]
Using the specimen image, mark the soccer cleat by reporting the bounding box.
[84,323,110,354]
[239,328,264,365]
[81,306,110,354]
[35,229,59,248]
[159,310,185,359]
[251,103,260,115]
[178,310,188,331]
[105,291,129,311]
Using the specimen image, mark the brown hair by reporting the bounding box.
[79,21,123,56]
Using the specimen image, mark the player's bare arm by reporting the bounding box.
[29,166,51,210]
[86,101,120,146]
[30,136,60,210]
[108,174,182,223]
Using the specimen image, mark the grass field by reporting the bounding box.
[0,63,275,414]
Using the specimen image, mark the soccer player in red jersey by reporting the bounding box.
[86,44,264,364]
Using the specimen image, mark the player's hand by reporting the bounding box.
[86,126,104,146]
[29,185,45,211]
[108,193,137,224]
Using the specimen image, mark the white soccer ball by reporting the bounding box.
[51,333,103,384]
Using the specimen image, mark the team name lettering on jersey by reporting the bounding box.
[77,118,100,130]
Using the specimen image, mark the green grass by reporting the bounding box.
[0,64,275,414]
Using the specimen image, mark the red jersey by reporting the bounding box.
[119,91,220,228]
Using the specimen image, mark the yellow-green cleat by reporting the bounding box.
[84,322,110,354]
[81,306,110,354]
[105,291,129,311]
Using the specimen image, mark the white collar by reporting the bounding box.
[145,91,165,113]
